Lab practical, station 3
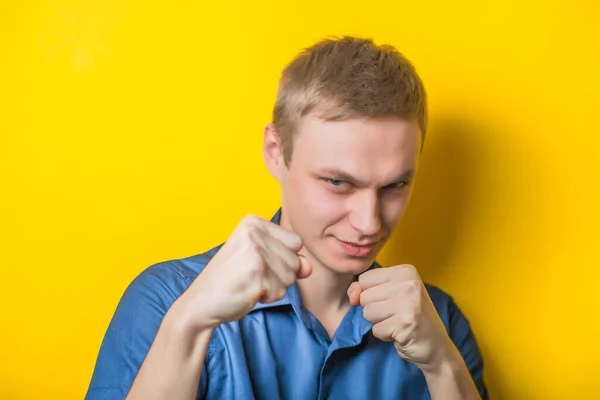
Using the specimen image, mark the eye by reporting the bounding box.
[328,179,345,187]
[386,180,411,190]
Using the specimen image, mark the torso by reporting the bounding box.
[200,297,431,400]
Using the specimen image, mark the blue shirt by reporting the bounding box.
[86,209,489,399]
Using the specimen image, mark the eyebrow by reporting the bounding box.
[319,168,415,187]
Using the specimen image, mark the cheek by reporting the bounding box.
[297,181,345,221]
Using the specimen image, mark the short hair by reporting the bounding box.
[273,36,428,165]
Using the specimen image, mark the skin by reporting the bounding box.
[264,112,420,278]
[126,111,481,400]
[265,111,481,399]
[263,112,420,332]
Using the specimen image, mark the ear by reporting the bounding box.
[263,123,285,182]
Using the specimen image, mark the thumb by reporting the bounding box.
[347,281,363,306]
[296,254,312,279]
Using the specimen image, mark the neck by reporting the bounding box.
[295,258,355,315]
[279,208,354,315]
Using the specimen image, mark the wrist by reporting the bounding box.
[165,294,219,338]
[419,338,462,375]
[422,350,462,378]
[421,346,481,400]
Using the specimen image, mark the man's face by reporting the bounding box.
[271,112,421,276]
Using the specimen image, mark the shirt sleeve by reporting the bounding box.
[447,298,490,400]
[84,263,208,400]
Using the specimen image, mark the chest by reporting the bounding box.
[203,312,431,400]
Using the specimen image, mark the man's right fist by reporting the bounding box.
[175,215,312,331]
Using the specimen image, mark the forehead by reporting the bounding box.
[292,112,421,180]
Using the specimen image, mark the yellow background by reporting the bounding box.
[1,1,599,399]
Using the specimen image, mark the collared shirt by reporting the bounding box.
[86,209,489,399]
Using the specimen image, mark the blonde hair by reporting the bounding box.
[273,36,428,165]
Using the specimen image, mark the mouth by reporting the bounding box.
[336,238,379,258]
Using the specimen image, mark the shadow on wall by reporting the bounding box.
[379,116,483,280]
[377,115,509,400]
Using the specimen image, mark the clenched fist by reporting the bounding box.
[177,215,312,330]
[348,264,456,373]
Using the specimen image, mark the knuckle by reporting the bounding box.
[250,281,265,298]
[291,233,303,249]
[242,214,260,224]
[358,272,368,285]
[372,323,386,339]
[281,271,296,287]
[408,279,422,294]
[399,313,411,326]
[401,303,419,322]
[397,279,421,296]
[412,300,423,316]
[359,292,368,307]
[244,223,261,240]
[276,287,287,300]
[290,256,301,272]
[249,255,265,274]
[261,294,274,303]
[402,263,418,276]
[240,217,265,237]
[268,286,280,300]
[371,326,379,337]
[403,320,417,332]
[248,239,262,253]
[279,269,296,287]
[394,331,410,346]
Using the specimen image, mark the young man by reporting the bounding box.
[86,36,488,399]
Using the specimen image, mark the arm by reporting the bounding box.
[445,297,489,399]
[84,264,211,400]
[126,297,214,400]
[86,215,308,400]
[349,268,489,400]
[422,346,482,400]
[423,295,489,400]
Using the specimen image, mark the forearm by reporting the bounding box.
[423,350,481,400]
[126,301,214,400]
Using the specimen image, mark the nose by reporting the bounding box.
[348,191,381,237]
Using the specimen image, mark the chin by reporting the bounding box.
[305,238,382,276]
[324,254,377,276]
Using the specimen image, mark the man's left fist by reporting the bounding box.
[348,264,457,372]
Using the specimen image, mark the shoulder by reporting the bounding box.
[85,243,224,396]
[99,242,226,344]
[423,282,456,316]
[126,243,224,298]
[423,283,489,398]
[423,283,474,338]
[166,243,225,282]
[423,282,452,304]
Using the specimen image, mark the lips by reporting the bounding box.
[337,239,378,257]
